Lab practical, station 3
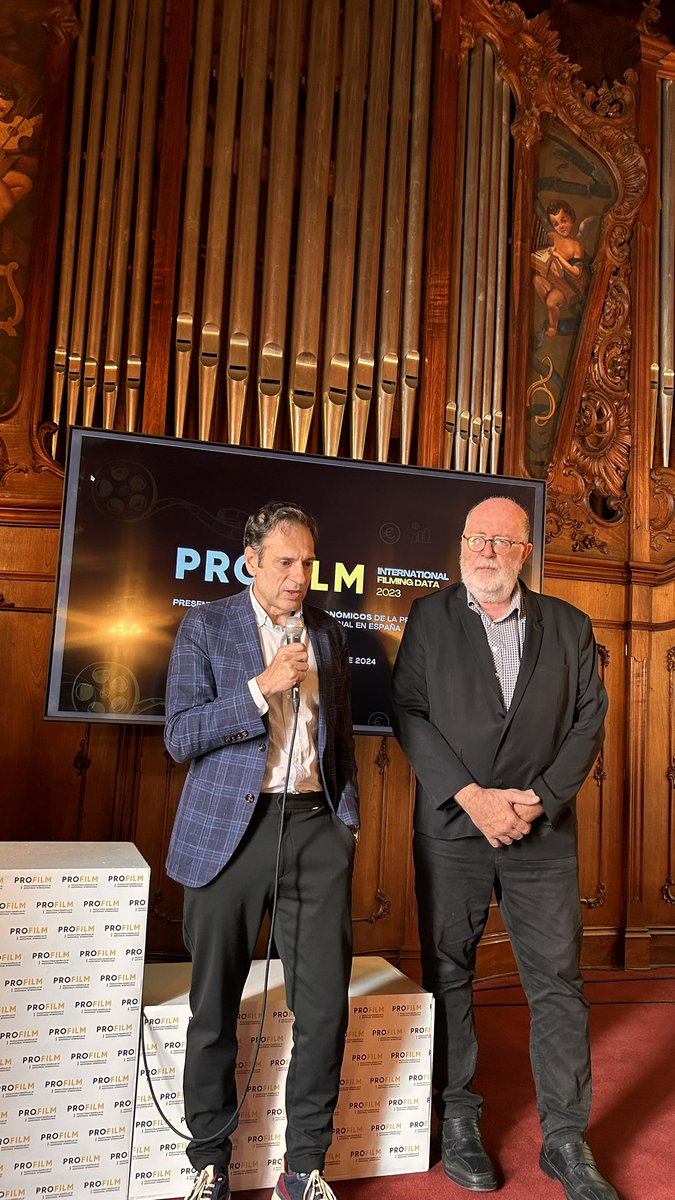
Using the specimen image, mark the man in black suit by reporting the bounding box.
[392,496,617,1200]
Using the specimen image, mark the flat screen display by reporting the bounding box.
[46,429,546,732]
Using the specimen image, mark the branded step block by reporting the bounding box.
[131,956,433,1198]
[0,842,150,1200]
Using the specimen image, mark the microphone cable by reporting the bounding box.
[140,695,301,1148]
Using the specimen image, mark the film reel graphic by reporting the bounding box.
[90,457,246,537]
[71,662,141,715]
[91,460,158,521]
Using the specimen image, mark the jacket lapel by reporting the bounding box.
[456,590,505,708]
[229,589,265,678]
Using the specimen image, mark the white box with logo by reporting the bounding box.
[131,956,433,1197]
[0,842,150,1200]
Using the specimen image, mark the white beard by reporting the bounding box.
[460,555,520,606]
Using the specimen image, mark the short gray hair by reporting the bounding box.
[243,500,319,556]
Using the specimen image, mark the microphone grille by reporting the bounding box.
[284,612,305,642]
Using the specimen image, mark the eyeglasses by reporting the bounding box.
[462,535,526,555]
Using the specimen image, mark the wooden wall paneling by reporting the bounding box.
[76,723,132,842]
[544,575,628,965]
[625,578,675,965]
[134,726,189,959]
[0,525,89,841]
[632,28,666,562]
[624,574,653,967]
[623,22,675,966]
[351,735,415,959]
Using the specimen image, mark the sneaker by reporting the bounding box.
[274,1169,337,1200]
[185,1164,230,1200]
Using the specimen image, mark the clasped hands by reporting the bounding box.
[256,642,309,700]
[455,782,545,848]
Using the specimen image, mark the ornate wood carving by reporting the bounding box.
[545,496,608,555]
[353,889,392,925]
[0,0,77,518]
[650,471,675,552]
[460,2,646,558]
[0,437,29,489]
[72,738,91,778]
[637,2,665,40]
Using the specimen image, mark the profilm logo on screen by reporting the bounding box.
[47,429,546,730]
[173,545,365,595]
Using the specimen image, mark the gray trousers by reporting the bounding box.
[414,831,591,1149]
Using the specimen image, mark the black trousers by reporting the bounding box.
[414,832,591,1149]
[182,795,355,1174]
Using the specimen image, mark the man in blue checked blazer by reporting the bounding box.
[165,500,359,1200]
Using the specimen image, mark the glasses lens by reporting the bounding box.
[492,538,511,554]
[466,536,485,551]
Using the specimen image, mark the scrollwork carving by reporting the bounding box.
[150,889,182,926]
[72,741,91,778]
[544,496,608,554]
[42,2,80,45]
[593,754,607,786]
[582,882,607,909]
[565,390,631,508]
[0,437,30,489]
[637,1,665,39]
[650,471,675,551]
[376,737,391,775]
[34,422,61,476]
[353,889,392,925]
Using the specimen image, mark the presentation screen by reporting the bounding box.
[46,429,546,733]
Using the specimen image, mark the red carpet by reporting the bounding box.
[187,969,675,1200]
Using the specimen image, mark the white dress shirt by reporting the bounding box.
[247,588,322,793]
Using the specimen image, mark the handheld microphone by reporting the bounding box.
[284,612,304,712]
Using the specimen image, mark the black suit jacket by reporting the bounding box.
[391,581,608,859]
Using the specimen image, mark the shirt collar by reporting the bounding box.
[249,586,304,632]
[465,582,523,621]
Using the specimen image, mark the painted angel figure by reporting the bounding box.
[531,200,594,339]
[0,78,42,228]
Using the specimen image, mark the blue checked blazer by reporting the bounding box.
[164,589,359,888]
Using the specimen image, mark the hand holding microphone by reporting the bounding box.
[284,612,304,712]
[256,612,307,704]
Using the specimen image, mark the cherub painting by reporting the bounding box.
[526,117,616,477]
[0,76,41,228]
[0,0,49,415]
[531,200,591,340]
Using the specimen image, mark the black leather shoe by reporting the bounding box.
[540,1141,619,1200]
[441,1117,497,1192]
